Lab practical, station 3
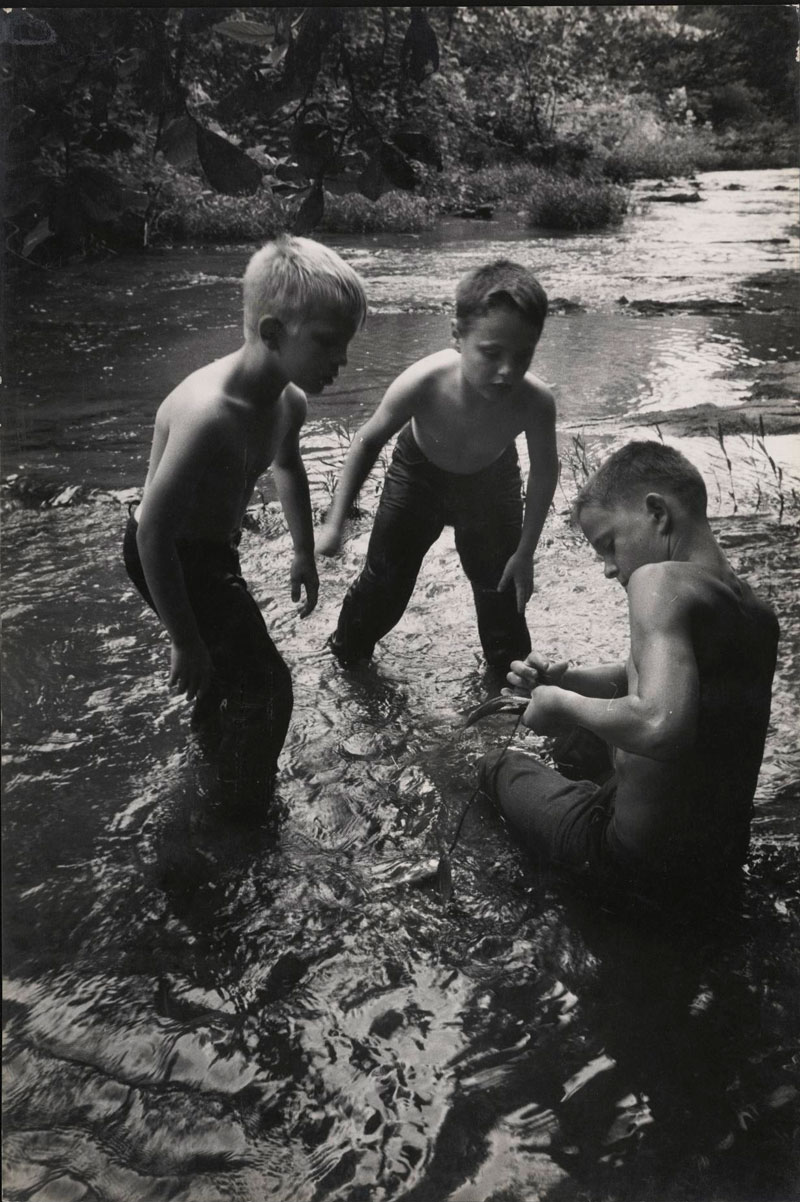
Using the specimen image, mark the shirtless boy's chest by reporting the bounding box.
[416,396,525,471]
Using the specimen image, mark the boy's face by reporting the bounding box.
[454,304,540,400]
[270,306,360,395]
[579,498,666,589]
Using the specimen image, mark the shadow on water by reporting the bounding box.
[3,168,799,1200]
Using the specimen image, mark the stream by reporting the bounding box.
[3,168,799,1202]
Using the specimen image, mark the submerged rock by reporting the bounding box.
[642,190,703,203]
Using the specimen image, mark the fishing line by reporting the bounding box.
[443,710,526,858]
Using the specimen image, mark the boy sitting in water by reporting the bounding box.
[124,235,367,810]
[479,441,779,904]
[316,260,559,674]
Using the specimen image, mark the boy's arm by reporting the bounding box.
[523,564,699,759]
[316,371,420,555]
[136,415,218,700]
[508,653,628,699]
[271,394,318,617]
[497,386,559,612]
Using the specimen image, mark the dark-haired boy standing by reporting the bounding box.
[318,260,559,673]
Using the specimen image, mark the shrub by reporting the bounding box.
[422,161,545,212]
[526,172,629,232]
[147,166,284,242]
[373,190,435,232]
[109,150,285,243]
[320,189,434,234]
[602,128,706,183]
[708,83,765,129]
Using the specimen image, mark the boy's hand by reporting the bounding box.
[169,639,213,701]
[522,685,569,736]
[508,652,570,694]
[497,551,534,614]
[316,523,343,557]
[291,551,319,617]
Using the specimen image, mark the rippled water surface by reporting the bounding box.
[3,169,799,1202]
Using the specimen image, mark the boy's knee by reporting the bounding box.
[478,750,505,801]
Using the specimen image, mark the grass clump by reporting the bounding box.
[320,190,434,234]
[149,172,283,242]
[527,172,629,232]
[603,130,705,183]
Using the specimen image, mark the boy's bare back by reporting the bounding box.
[612,557,779,865]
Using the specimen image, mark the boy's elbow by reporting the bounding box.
[356,427,386,456]
[643,712,696,760]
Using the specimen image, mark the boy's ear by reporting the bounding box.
[645,492,672,532]
[258,315,283,350]
[451,318,461,347]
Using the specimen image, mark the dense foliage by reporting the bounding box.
[2,5,796,260]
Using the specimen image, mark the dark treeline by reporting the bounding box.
[2,5,797,261]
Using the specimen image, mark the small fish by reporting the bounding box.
[462,693,529,729]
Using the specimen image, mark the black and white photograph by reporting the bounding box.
[2,6,799,1200]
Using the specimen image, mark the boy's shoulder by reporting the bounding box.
[519,370,556,424]
[628,560,777,635]
[155,360,246,440]
[403,348,459,387]
[279,380,308,421]
[382,349,459,405]
[628,559,722,607]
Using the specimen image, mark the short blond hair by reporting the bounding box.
[243,234,367,340]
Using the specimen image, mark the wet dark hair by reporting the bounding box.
[454,259,548,336]
[573,441,708,520]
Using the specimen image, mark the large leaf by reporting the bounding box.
[357,143,419,200]
[158,113,199,170]
[290,9,342,89]
[400,11,440,85]
[21,217,53,259]
[380,142,420,190]
[215,19,274,48]
[68,166,149,221]
[290,120,335,178]
[196,125,263,196]
[393,128,442,169]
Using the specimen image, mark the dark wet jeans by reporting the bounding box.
[123,515,293,811]
[330,424,532,671]
[479,734,624,888]
[479,728,745,910]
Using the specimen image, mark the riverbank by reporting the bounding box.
[8,122,796,263]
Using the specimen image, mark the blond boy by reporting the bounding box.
[124,235,367,810]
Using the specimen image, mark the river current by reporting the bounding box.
[3,169,799,1201]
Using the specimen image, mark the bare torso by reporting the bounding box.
[136,354,298,541]
[410,350,548,474]
[612,565,779,867]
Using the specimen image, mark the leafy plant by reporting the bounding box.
[527,172,629,232]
